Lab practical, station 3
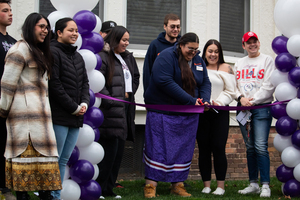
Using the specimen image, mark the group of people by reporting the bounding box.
[0,1,90,200]
[142,13,275,199]
[0,2,276,199]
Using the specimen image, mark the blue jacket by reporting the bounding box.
[144,44,211,114]
[143,32,180,95]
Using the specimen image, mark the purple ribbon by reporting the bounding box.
[95,93,289,113]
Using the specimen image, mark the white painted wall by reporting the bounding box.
[8,0,280,125]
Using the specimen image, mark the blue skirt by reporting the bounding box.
[143,111,199,182]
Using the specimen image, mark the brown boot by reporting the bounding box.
[144,184,156,198]
[171,183,191,197]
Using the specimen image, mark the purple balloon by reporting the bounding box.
[276,164,294,183]
[275,53,297,72]
[270,102,287,119]
[73,10,96,35]
[292,130,300,150]
[81,32,104,54]
[69,160,94,184]
[89,89,95,107]
[272,36,289,55]
[275,116,298,136]
[94,128,100,142]
[83,107,104,129]
[95,53,102,70]
[79,180,102,200]
[67,146,80,166]
[288,67,300,88]
[283,179,300,197]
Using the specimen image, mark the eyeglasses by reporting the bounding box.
[168,25,180,29]
[187,47,199,53]
[36,24,50,32]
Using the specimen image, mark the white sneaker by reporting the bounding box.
[260,185,271,198]
[201,187,211,194]
[115,195,122,199]
[238,185,260,194]
[212,187,225,195]
[100,196,105,199]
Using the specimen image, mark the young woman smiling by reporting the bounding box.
[48,17,90,200]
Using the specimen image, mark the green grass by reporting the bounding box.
[24,177,299,199]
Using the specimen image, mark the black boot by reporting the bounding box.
[16,191,29,200]
[38,190,53,200]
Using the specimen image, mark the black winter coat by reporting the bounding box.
[99,44,140,141]
[49,40,90,127]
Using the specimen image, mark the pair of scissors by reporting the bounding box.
[197,98,219,113]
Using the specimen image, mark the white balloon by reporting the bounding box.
[92,164,99,180]
[275,82,298,101]
[270,69,289,87]
[47,11,69,31]
[294,163,300,182]
[78,49,97,72]
[273,134,293,152]
[93,97,102,108]
[72,33,82,51]
[61,179,81,200]
[64,165,70,180]
[78,142,105,164]
[274,0,300,38]
[297,58,300,67]
[93,14,102,33]
[87,70,106,93]
[286,98,300,120]
[76,124,95,148]
[281,146,300,168]
[50,0,99,17]
[287,35,300,57]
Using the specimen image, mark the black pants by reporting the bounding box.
[196,109,229,181]
[0,117,7,188]
[96,138,125,196]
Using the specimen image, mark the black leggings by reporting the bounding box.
[196,109,229,181]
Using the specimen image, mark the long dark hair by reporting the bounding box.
[202,39,225,70]
[103,25,129,86]
[54,17,75,40]
[177,32,198,96]
[22,13,53,76]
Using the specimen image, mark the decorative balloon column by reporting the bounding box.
[271,0,300,197]
[47,1,105,200]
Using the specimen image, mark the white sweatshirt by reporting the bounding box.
[208,70,236,106]
[234,53,275,105]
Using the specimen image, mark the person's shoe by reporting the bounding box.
[212,187,225,195]
[144,184,156,198]
[3,191,16,200]
[260,185,271,198]
[201,187,211,194]
[115,194,122,199]
[238,184,260,194]
[170,183,191,197]
[99,196,105,199]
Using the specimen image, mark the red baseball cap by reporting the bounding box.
[242,31,259,43]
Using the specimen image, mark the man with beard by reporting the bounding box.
[0,0,16,200]
[143,13,181,95]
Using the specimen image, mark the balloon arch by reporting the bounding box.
[48,0,105,199]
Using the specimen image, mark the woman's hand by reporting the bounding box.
[212,100,220,106]
[240,97,253,107]
[77,106,87,116]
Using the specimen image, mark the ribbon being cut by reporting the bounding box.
[95,93,289,113]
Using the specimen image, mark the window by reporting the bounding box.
[220,0,250,57]
[39,0,103,21]
[127,0,186,50]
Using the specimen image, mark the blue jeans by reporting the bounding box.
[237,105,272,184]
[51,124,79,199]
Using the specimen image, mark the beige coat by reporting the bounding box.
[0,40,58,159]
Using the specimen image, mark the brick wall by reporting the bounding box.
[188,126,281,180]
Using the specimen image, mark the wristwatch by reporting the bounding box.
[237,95,244,102]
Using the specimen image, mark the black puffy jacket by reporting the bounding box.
[49,40,90,127]
[99,44,140,141]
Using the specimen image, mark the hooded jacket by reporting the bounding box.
[49,40,90,128]
[99,43,140,141]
